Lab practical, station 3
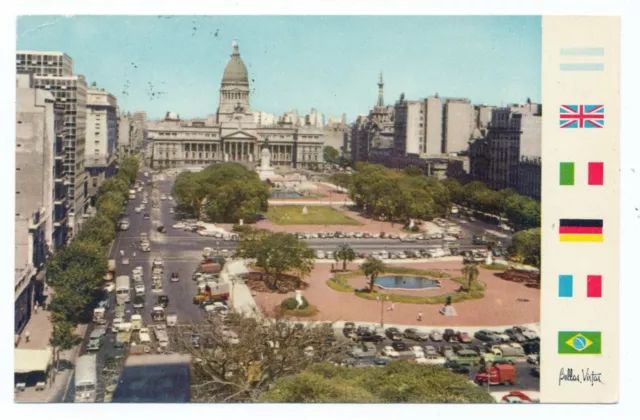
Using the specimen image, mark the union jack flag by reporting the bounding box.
[559,104,604,128]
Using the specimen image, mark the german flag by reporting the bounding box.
[559,219,603,242]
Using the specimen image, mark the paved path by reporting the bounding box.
[14,295,88,403]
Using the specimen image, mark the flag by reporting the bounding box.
[587,275,602,298]
[559,219,603,242]
[558,274,602,298]
[558,331,602,354]
[559,105,604,128]
[559,47,605,72]
[559,162,604,186]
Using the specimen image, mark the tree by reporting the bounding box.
[173,163,269,222]
[49,320,81,381]
[323,145,339,163]
[403,167,423,177]
[329,173,352,191]
[74,214,116,246]
[507,228,541,267]
[260,361,494,403]
[461,262,480,291]
[361,257,387,293]
[236,232,314,289]
[176,310,350,402]
[334,243,356,271]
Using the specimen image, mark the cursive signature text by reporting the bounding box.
[558,368,605,386]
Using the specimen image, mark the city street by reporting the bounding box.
[56,172,531,402]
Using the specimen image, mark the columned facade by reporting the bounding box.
[148,41,325,171]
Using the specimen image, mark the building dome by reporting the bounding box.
[221,41,249,85]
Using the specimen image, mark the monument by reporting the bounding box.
[440,295,458,317]
[302,206,308,215]
[485,250,493,266]
[257,140,277,181]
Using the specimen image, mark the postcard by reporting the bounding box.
[12,14,619,405]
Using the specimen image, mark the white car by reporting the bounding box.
[326,251,334,259]
[415,355,446,365]
[316,250,325,259]
[111,317,124,334]
[103,282,115,293]
[135,206,142,213]
[443,236,457,241]
[410,345,425,359]
[169,196,174,201]
[134,283,145,295]
[142,198,148,204]
[172,223,185,229]
[527,354,540,365]
[160,194,167,200]
[381,346,400,358]
[169,208,175,214]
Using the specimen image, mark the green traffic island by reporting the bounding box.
[266,205,362,225]
[274,296,319,318]
[327,268,486,305]
[480,262,510,271]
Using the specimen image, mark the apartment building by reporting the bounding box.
[443,98,474,154]
[16,51,88,234]
[85,83,118,196]
[393,100,424,156]
[15,73,67,333]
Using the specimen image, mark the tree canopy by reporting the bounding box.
[173,163,269,222]
[323,145,339,163]
[236,231,315,289]
[507,228,541,267]
[361,256,387,293]
[179,311,349,403]
[260,361,495,403]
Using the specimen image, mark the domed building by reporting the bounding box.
[147,41,333,171]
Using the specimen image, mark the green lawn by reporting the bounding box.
[267,205,361,225]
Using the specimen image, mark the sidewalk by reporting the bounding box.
[14,296,88,403]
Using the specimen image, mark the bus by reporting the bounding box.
[74,354,97,403]
[115,275,131,304]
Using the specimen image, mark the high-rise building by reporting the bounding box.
[424,96,443,155]
[118,112,134,154]
[393,100,424,156]
[469,107,522,191]
[510,100,542,159]
[15,73,67,333]
[133,110,147,151]
[85,83,118,196]
[16,51,88,234]
[442,98,474,154]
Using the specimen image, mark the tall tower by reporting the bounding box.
[376,72,384,107]
[218,40,250,117]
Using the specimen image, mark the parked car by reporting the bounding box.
[522,341,541,355]
[443,329,458,342]
[429,330,443,341]
[343,322,356,338]
[404,328,429,341]
[474,330,496,342]
[513,326,539,341]
[359,333,385,343]
[530,366,540,378]
[423,345,438,357]
[133,295,145,309]
[527,353,540,365]
[456,331,472,343]
[385,327,404,341]
[410,345,425,358]
[504,328,528,343]
[157,295,170,308]
[391,341,407,351]
[381,346,400,358]
[134,282,145,295]
[316,250,326,259]
[143,213,150,220]
[170,272,179,282]
[443,360,470,375]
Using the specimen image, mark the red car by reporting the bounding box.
[456,331,472,343]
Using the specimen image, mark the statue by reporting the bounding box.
[260,146,271,170]
[302,206,308,215]
[440,295,457,316]
[295,290,304,309]
[485,251,493,266]
[224,153,229,162]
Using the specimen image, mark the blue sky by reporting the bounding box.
[17,15,541,121]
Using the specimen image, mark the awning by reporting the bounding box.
[15,348,53,373]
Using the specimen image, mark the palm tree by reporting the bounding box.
[361,257,387,293]
[335,243,356,272]
[462,263,480,292]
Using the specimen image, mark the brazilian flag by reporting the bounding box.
[558,331,602,354]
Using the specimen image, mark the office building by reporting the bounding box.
[16,50,88,234]
[85,83,118,196]
[15,73,67,333]
[443,98,474,154]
